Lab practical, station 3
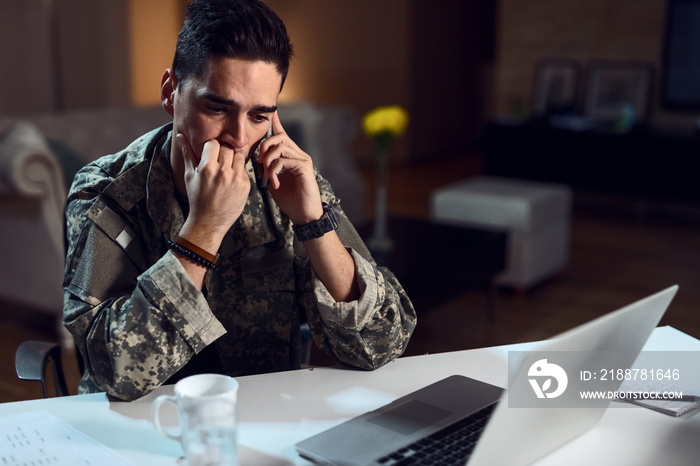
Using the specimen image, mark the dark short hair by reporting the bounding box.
[172,0,294,89]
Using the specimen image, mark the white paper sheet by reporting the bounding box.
[0,410,134,465]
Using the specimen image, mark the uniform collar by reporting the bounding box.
[145,127,184,238]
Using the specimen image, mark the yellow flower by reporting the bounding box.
[362,105,409,138]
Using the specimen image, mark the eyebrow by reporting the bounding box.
[203,92,277,113]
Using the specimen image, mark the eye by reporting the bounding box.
[252,114,270,124]
[206,105,225,114]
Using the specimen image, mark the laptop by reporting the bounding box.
[295,285,678,466]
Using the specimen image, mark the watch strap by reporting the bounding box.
[293,202,340,241]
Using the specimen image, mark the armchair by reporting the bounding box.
[0,121,68,342]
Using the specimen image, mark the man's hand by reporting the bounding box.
[258,112,324,225]
[258,112,360,303]
[177,133,250,253]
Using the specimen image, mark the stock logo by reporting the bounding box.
[528,359,568,399]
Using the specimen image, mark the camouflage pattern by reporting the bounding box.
[63,124,417,401]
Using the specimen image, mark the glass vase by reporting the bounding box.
[366,146,393,252]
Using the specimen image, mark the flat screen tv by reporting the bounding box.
[662,0,700,111]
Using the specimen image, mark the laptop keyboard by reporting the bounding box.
[375,403,497,466]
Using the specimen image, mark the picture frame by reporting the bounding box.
[532,59,581,117]
[583,61,654,124]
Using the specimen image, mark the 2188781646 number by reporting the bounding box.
[599,368,680,381]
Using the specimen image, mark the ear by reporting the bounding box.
[160,69,177,117]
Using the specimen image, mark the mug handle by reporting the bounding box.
[151,394,182,441]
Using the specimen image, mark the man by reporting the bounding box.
[63,0,416,401]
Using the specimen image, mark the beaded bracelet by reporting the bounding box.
[173,235,218,262]
[167,238,219,270]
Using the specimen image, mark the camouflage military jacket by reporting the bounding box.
[63,124,416,401]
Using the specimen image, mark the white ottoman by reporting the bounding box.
[431,176,572,289]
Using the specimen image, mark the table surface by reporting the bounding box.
[357,216,507,313]
[1,326,698,466]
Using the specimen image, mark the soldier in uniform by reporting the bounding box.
[63,0,416,401]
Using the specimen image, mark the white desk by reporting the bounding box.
[1,326,699,465]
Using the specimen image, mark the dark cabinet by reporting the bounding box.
[483,123,700,203]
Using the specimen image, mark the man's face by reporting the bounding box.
[165,57,282,165]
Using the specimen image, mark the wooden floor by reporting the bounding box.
[3,152,700,403]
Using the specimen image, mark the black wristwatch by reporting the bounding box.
[293,202,340,241]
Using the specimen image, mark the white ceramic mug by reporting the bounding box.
[152,374,239,466]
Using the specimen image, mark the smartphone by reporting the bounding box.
[259,124,273,189]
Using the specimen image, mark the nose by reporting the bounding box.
[220,114,249,150]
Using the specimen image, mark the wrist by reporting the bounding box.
[177,224,225,257]
[291,204,326,227]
